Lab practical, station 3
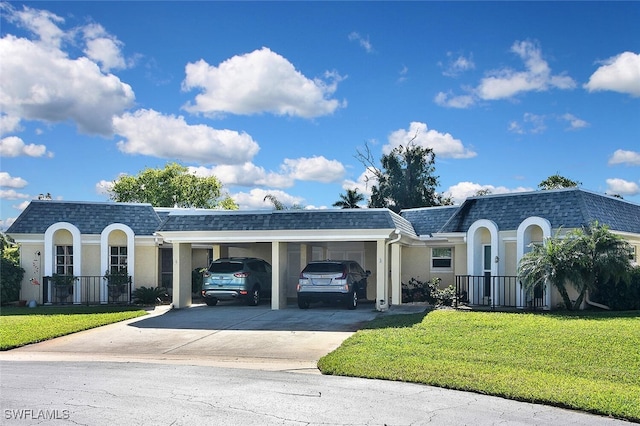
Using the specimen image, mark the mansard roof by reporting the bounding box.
[6,189,639,240]
[157,208,417,237]
[6,200,162,235]
[438,188,640,235]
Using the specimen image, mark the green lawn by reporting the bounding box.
[318,309,640,422]
[0,305,148,350]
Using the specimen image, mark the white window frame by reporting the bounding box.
[55,245,74,275]
[109,246,128,274]
[431,247,453,271]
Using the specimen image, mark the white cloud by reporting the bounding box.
[0,114,22,135]
[232,188,304,210]
[507,113,546,135]
[82,23,127,72]
[190,156,346,189]
[95,179,114,196]
[113,109,260,165]
[190,163,294,189]
[441,52,475,77]
[0,136,52,157]
[435,41,575,108]
[281,156,346,183]
[608,149,640,166]
[0,172,28,188]
[560,113,589,131]
[445,181,533,204]
[0,189,31,200]
[434,91,476,109]
[584,52,640,97]
[348,32,374,53]
[0,34,135,135]
[606,178,640,196]
[385,122,477,159]
[182,47,345,118]
[2,3,66,48]
[342,168,376,199]
[477,40,576,100]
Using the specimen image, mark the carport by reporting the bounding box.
[155,209,418,311]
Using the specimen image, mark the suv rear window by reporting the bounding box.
[303,263,345,273]
[209,261,243,273]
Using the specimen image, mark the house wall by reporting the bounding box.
[134,245,160,288]
[17,242,45,303]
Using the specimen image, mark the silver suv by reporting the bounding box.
[201,257,272,306]
[297,260,370,310]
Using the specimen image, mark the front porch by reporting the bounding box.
[42,275,132,305]
[455,275,548,310]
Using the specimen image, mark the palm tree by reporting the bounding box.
[263,194,286,210]
[333,189,364,209]
[518,222,632,310]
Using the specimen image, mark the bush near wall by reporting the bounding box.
[591,266,640,310]
[401,277,455,306]
[1,257,24,304]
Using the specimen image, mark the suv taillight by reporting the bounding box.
[340,266,348,279]
[234,272,250,278]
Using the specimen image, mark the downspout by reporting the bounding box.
[378,229,402,311]
[585,290,610,310]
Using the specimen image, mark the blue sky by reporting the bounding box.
[1,1,639,229]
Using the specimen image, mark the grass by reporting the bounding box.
[0,305,148,350]
[318,309,640,422]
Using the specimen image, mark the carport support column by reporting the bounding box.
[212,244,228,260]
[271,241,288,310]
[173,242,192,309]
[390,243,401,306]
[376,239,388,312]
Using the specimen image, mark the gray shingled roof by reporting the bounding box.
[438,188,640,234]
[6,200,162,235]
[400,206,460,237]
[158,208,417,237]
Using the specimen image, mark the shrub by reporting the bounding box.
[1,235,25,304]
[1,257,24,304]
[591,266,640,310]
[132,286,167,305]
[401,277,455,306]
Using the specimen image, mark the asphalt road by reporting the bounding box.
[0,302,632,425]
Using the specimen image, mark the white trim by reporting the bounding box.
[516,216,552,309]
[44,222,82,304]
[101,224,136,303]
[466,220,499,305]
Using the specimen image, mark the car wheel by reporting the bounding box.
[205,298,218,306]
[297,298,310,309]
[248,287,260,306]
[347,290,357,310]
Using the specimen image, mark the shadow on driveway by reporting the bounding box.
[130,301,383,332]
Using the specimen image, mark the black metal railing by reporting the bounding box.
[455,275,546,310]
[43,275,132,305]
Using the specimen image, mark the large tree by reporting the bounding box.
[518,222,632,310]
[538,174,581,190]
[333,189,364,209]
[356,141,451,213]
[110,162,238,209]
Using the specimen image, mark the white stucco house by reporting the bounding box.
[6,188,640,311]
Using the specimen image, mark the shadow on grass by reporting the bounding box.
[0,305,148,316]
[360,309,431,330]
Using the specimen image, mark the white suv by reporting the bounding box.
[297,260,370,310]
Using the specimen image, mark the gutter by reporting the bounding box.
[378,230,402,312]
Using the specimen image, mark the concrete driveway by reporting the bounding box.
[0,301,415,373]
